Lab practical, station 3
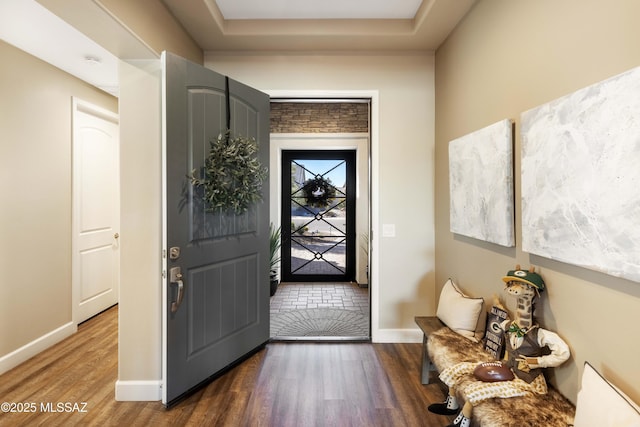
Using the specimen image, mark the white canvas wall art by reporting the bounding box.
[449,119,515,247]
[521,66,640,283]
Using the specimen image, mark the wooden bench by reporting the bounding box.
[414,316,445,384]
[415,316,575,426]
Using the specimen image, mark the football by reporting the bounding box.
[473,361,515,382]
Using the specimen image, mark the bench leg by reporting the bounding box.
[421,334,432,384]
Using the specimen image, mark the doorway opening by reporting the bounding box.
[269,99,371,340]
[72,98,120,326]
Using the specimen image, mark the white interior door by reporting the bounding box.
[72,99,120,324]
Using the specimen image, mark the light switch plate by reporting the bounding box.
[382,223,396,237]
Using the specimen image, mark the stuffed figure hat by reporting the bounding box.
[502,265,545,293]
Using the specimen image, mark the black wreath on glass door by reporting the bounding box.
[301,176,337,208]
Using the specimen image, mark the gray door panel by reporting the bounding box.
[163,52,270,405]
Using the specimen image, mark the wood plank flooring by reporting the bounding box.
[0,306,453,426]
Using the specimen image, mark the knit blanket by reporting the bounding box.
[427,326,575,427]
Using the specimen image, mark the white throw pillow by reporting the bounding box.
[436,279,485,342]
[574,362,640,427]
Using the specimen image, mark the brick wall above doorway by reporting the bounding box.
[270,102,369,133]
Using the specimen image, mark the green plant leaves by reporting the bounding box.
[190,130,268,214]
[269,223,281,271]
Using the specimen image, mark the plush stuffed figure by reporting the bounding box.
[428,266,570,427]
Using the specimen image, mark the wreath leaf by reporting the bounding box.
[189,130,267,214]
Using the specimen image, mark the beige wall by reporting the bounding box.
[206,53,437,333]
[0,41,117,363]
[117,59,162,389]
[435,0,640,403]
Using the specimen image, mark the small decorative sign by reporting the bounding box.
[484,305,509,359]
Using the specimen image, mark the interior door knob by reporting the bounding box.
[114,232,120,239]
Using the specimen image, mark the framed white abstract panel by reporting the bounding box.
[521,66,640,283]
[449,119,515,247]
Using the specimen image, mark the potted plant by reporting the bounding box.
[269,223,281,296]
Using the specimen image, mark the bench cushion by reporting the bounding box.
[428,326,575,427]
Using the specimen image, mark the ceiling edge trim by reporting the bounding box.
[413,0,437,33]
[204,0,226,31]
[216,18,414,36]
[204,49,436,57]
[94,0,159,58]
[203,0,428,37]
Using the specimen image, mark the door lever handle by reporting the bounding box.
[169,267,184,313]
[171,279,184,313]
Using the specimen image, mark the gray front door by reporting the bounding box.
[162,52,270,405]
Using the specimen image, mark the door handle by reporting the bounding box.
[170,267,184,313]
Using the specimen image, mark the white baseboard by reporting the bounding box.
[372,328,423,343]
[0,322,76,376]
[115,380,162,401]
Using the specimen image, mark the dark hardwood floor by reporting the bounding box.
[0,306,453,426]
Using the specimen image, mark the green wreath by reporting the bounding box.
[301,177,336,208]
[190,131,267,214]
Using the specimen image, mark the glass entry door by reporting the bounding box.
[281,150,356,282]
